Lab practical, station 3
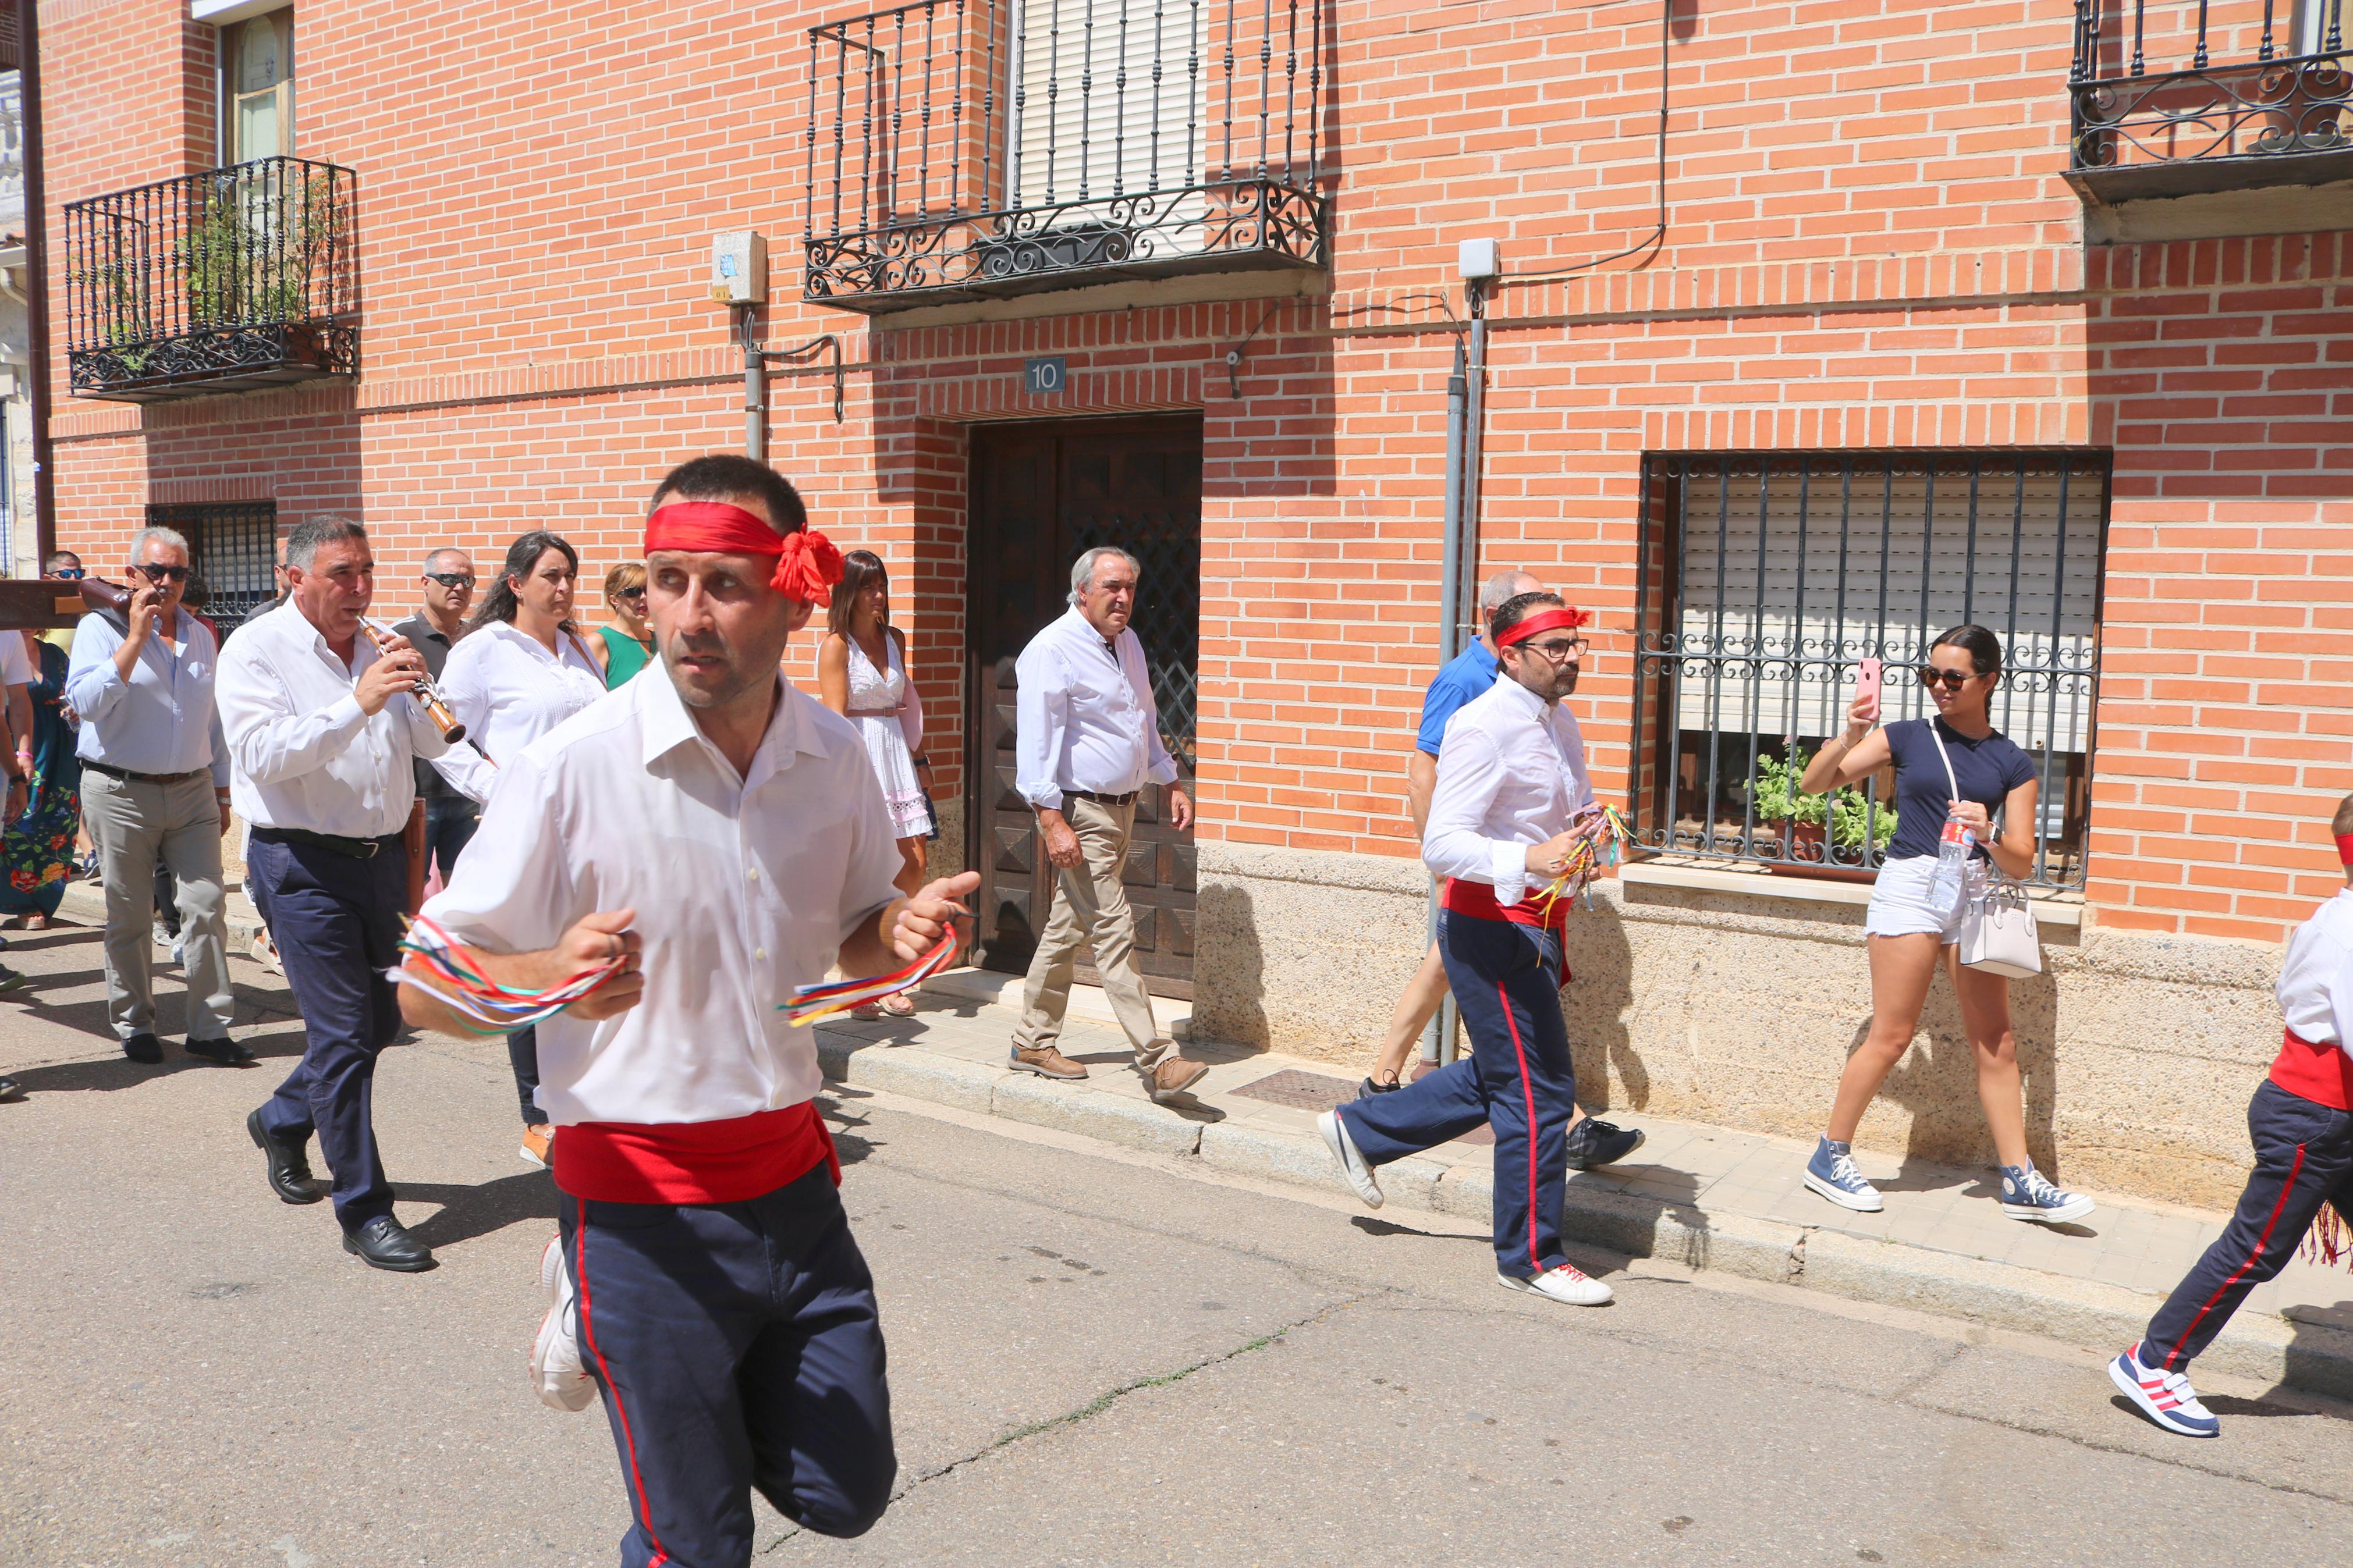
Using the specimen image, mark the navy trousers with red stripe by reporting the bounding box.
[2143,1079,2353,1371]
[559,1162,896,1568]
[1340,911,1575,1279]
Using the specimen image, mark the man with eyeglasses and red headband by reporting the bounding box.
[1318,589,1627,1306]
[65,525,244,1069]
[400,454,975,1565]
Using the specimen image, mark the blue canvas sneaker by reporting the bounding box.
[2000,1163,2095,1224]
[1802,1135,1883,1213]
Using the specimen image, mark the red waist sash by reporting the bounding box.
[1441,876,1571,933]
[553,1101,839,1204]
[2269,1027,2353,1112]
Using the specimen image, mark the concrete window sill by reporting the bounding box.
[1617,860,2087,930]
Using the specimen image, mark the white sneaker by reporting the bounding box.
[529,1235,596,1413]
[1499,1263,1614,1307]
[2109,1342,2219,1438]
[1316,1108,1382,1210]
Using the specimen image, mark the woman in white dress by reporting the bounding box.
[439,529,609,1165]
[818,550,933,1017]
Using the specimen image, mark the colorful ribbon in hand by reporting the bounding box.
[779,926,960,1027]
[389,914,630,1036]
[1536,803,1635,918]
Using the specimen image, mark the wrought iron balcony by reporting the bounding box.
[2068,0,2351,228]
[64,158,357,403]
[803,0,1328,312]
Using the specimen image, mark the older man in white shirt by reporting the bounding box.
[65,525,242,1066]
[1008,546,1206,1101]
[399,451,974,1564]
[221,515,487,1273]
[1318,589,1630,1307]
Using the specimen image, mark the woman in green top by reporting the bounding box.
[589,560,655,687]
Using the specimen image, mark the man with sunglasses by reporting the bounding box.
[1319,591,1626,1306]
[64,527,244,1068]
[391,550,480,886]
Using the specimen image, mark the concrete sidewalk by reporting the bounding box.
[826,965,2353,1400]
[61,877,2353,1399]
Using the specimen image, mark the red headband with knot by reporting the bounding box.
[644,501,844,605]
[2335,833,2353,866]
[1496,605,1593,649]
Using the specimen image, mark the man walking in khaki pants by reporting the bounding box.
[1009,547,1207,1103]
[64,526,246,1068]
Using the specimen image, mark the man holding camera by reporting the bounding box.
[64,526,244,1068]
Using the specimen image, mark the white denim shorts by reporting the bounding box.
[1864,853,1988,942]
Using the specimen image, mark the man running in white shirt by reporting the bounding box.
[400,454,976,1566]
[1318,590,1620,1306]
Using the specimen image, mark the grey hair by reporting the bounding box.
[1478,568,1542,616]
[421,546,471,574]
[286,515,368,572]
[1068,546,1141,607]
[126,525,190,567]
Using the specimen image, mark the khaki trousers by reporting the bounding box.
[1012,794,1170,1069]
[83,770,235,1042]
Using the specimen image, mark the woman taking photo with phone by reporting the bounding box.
[439,531,608,1166]
[1795,624,2092,1225]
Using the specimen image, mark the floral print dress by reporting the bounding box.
[0,638,83,918]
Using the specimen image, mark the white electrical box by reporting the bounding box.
[1457,237,1502,281]
[710,230,768,304]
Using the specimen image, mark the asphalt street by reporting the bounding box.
[4,919,2352,1566]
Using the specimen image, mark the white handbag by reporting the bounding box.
[1929,722,2043,979]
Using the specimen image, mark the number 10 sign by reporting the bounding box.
[1024,356,1067,394]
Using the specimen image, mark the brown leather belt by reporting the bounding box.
[84,761,210,785]
[1064,788,1139,807]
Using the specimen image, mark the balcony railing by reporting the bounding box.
[64,158,357,403]
[803,0,1328,311]
[2070,0,2350,201]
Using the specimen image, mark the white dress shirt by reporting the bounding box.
[1422,675,1596,908]
[63,609,230,784]
[2277,889,2353,1052]
[438,620,606,784]
[0,634,30,687]
[418,667,906,1126]
[1014,606,1180,810]
[215,599,472,837]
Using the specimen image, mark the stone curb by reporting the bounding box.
[815,1036,2353,1400]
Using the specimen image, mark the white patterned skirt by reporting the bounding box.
[851,709,932,838]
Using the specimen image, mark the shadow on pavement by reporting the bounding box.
[400,1171,558,1249]
[2,1019,309,1094]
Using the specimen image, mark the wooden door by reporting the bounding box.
[967,416,1201,997]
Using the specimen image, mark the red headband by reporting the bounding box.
[644,502,844,605]
[1496,606,1593,649]
[2335,833,2353,866]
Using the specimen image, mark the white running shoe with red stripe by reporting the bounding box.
[530,1234,597,1413]
[2109,1342,2219,1438]
[1499,1263,1614,1307]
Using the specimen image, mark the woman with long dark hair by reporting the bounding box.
[1795,624,2092,1225]
[817,550,931,1018]
[439,530,608,1166]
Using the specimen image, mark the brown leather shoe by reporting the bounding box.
[1148,1055,1209,1101]
[1009,1044,1088,1080]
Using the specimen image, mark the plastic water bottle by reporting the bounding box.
[1928,819,1976,919]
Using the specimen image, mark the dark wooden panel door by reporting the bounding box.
[968,416,1201,998]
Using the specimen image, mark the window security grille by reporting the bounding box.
[1631,452,2109,890]
[147,501,278,636]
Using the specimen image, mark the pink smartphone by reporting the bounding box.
[1855,656,1883,721]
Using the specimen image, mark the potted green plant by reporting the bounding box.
[1749,751,1829,861]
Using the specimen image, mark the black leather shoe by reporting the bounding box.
[185,1037,257,1067]
[0,1075,23,1103]
[343,1215,436,1272]
[122,1033,164,1064]
[247,1108,325,1204]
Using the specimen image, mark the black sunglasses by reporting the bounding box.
[1918,665,1981,691]
[133,564,192,584]
[614,586,647,603]
[423,571,477,589]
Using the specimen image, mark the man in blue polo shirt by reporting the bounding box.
[1356,569,1643,1171]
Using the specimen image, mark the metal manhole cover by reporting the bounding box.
[1230,1069,1358,1111]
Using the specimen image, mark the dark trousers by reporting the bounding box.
[422,794,478,883]
[561,1164,896,1567]
[2143,1079,2353,1370]
[509,1024,546,1128]
[250,836,407,1229]
[1340,911,1576,1279]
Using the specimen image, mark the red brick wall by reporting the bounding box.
[38,0,2353,942]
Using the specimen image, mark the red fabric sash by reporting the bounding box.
[552,1101,840,1204]
[2270,1027,2353,1113]
[1442,875,1573,937]
[644,501,844,605]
